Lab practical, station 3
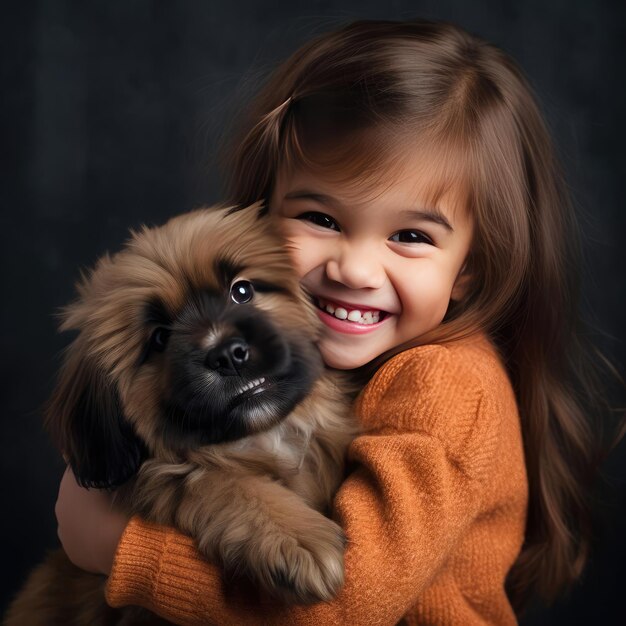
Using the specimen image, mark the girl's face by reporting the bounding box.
[268,156,474,369]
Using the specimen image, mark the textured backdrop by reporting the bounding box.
[2,1,625,624]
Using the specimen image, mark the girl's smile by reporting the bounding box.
[269,154,475,369]
[314,295,391,334]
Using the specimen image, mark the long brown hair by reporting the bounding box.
[214,18,624,613]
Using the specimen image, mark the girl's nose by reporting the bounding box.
[325,242,386,290]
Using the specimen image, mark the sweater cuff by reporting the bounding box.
[105,516,230,624]
[105,516,166,608]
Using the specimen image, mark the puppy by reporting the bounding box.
[5,202,357,626]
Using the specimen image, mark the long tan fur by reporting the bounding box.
[4,203,357,626]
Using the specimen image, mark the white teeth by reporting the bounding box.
[347,310,361,322]
[317,298,384,325]
[318,298,380,325]
[237,377,265,395]
[334,307,348,320]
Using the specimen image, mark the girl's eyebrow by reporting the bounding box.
[283,190,454,232]
[399,209,454,233]
[284,190,337,205]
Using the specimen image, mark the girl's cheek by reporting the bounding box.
[396,268,451,323]
[284,233,322,280]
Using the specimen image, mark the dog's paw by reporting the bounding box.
[219,512,347,604]
[257,516,347,604]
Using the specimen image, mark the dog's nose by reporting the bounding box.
[205,338,249,375]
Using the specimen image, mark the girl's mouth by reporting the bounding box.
[313,297,390,334]
[315,297,387,324]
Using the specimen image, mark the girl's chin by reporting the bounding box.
[318,342,377,370]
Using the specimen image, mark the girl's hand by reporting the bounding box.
[55,466,129,576]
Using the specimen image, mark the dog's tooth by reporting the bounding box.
[363,311,373,322]
[334,307,348,320]
[325,303,335,314]
[347,310,361,322]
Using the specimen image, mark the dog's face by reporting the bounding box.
[47,203,324,488]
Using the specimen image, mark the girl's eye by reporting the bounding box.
[389,230,433,245]
[230,280,254,304]
[297,211,340,231]
[149,327,171,353]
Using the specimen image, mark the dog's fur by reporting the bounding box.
[4,203,357,626]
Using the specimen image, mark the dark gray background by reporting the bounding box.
[2,1,625,623]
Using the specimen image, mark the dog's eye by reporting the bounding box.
[150,327,171,352]
[230,280,254,304]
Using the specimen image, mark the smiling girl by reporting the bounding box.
[52,18,623,625]
[271,150,474,370]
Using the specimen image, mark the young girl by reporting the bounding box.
[54,18,622,625]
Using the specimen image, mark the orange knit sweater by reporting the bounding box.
[105,332,528,625]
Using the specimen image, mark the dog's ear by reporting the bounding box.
[45,340,146,489]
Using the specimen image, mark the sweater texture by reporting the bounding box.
[105,332,528,625]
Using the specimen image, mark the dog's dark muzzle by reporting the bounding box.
[158,299,321,449]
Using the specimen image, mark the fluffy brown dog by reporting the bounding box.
[5,202,356,626]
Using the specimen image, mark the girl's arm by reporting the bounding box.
[106,428,484,626]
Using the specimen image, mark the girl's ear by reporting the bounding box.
[45,341,146,489]
[450,261,473,302]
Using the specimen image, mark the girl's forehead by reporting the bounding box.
[273,146,468,219]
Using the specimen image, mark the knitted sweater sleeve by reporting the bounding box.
[105,344,500,626]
